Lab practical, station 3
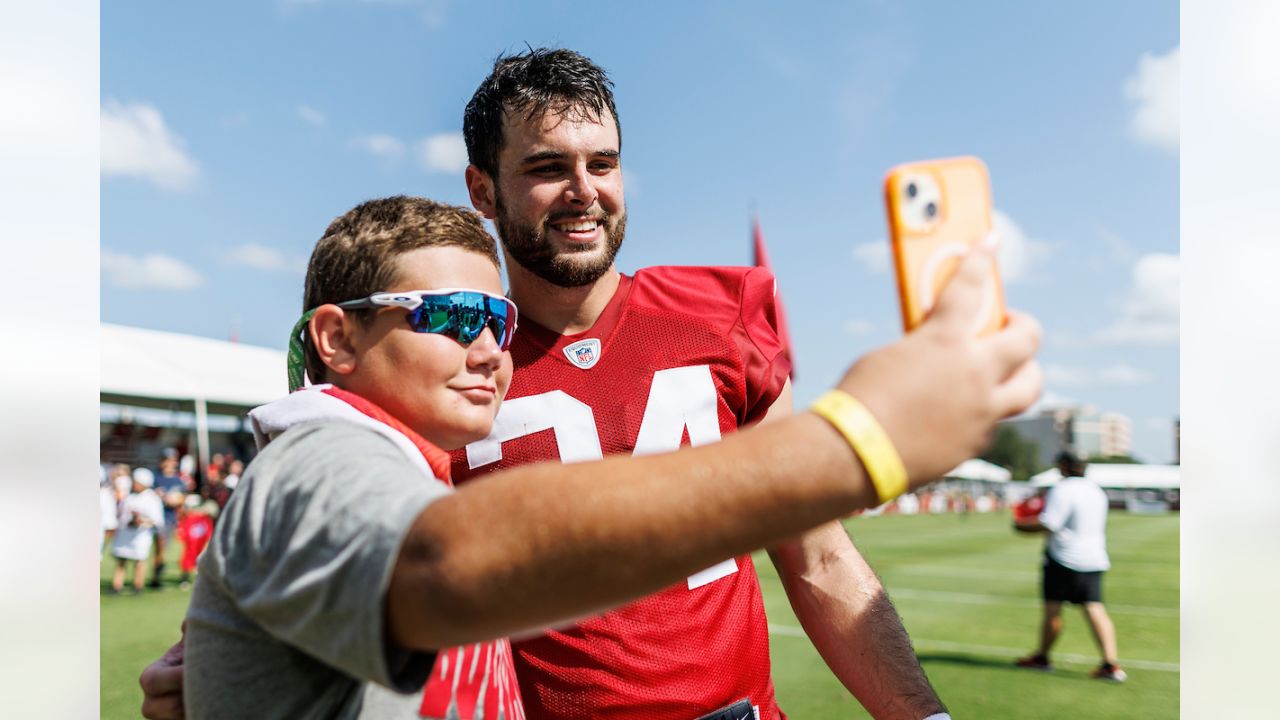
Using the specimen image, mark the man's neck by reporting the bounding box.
[506,261,621,335]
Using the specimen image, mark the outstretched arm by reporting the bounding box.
[143,250,1041,716]
[388,250,1043,650]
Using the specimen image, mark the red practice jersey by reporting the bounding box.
[452,266,792,719]
[175,512,213,573]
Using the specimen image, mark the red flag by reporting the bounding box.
[752,215,796,379]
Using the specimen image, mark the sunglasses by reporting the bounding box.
[287,288,518,392]
[337,288,518,350]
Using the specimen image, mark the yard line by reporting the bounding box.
[1107,560,1182,572]
[766,625,1180,673]
[884,564,1175,589]
[880,587,1179,617]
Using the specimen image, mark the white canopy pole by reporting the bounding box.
[194,397,211,481]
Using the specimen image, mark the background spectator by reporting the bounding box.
[223,459,243,491]
[112,468,164,594]
[151,457,187,589]
[201,465,232,511]
[176,495,217,589]
[100,466,119,553]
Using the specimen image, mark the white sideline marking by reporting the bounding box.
[766,624,1179,673]
[883,587,1179,617]
[888,564,1176,588]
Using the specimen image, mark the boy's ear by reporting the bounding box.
[310,304,359,380]
[465,164,498,219]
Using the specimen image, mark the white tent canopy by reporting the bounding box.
[1030,463,1181,489]
[101,323,289,469]
[944,458,1012,483]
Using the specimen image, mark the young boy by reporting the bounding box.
[174,495,216,588]
[111,468,164,594]
[178,195,1041,720]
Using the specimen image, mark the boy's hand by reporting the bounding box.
[140,624,186,720]
[836,249,1042,489]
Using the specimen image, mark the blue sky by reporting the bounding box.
[101,1,1179,462]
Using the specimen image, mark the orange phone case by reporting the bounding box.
[884,156,1005,335]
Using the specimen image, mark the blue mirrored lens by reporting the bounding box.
[485,295,513,347]
[407,292,513,350]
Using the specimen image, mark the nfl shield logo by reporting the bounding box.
[563,338,602,369]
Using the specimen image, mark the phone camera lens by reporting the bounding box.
[906,182,918,199]
[925,202,937,219]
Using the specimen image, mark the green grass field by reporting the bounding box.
[101,511,1178,719]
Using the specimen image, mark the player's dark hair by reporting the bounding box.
[1055,448,1087,477]
[463,47,621,178]
[302,195,500,383]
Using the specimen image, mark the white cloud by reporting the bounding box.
[1012,389,1080,419]
[1097,253,1180,344]
[1097,227,1138,265]
[622,168,640,198]
[843,319,875,336]
[278,0,449,27]
[225,244,306,273]
[1125,46,1180,154]
[350,133,405,160]
[852,241,890,274]
[853,209,1048,282]
[297,105,327,127]
[1043,365,1089,387]
[415,132,467,173]
[101,250,205,291]
[1098,364,1154,385]
[992,210,1051,283]
[101,99,200,191]
[1044,362,1153,388]
[220,110,252,128]
[415,0,450,28]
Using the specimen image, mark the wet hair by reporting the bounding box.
[301,195,500,382]
[463,47,620,178]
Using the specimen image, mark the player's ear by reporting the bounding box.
[311,304,360,379]
[466,164,498,219]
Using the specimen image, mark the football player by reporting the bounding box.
[454,47,945,720]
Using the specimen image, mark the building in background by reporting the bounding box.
[1071,409,1132,459]
[1002,405,1134,469]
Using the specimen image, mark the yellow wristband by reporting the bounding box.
[810,390,909,504]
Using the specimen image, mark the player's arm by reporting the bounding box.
[141,250,1040,716]
[1018,487,1063,534]
[1014,518,1048,533]
[761,382,948,720]
[387,249,1043,651]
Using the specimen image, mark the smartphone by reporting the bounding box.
[883,156,1005,335]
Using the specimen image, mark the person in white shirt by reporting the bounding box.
[100,466,120,554]
[223,459,243,490]
[112,468,166,595]
[1014,450,1126,682]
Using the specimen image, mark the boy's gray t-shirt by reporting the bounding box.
[184,420,451,719]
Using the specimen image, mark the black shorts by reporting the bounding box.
[1042,554,1103,604]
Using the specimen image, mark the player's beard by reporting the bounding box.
[494,191,626,288]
